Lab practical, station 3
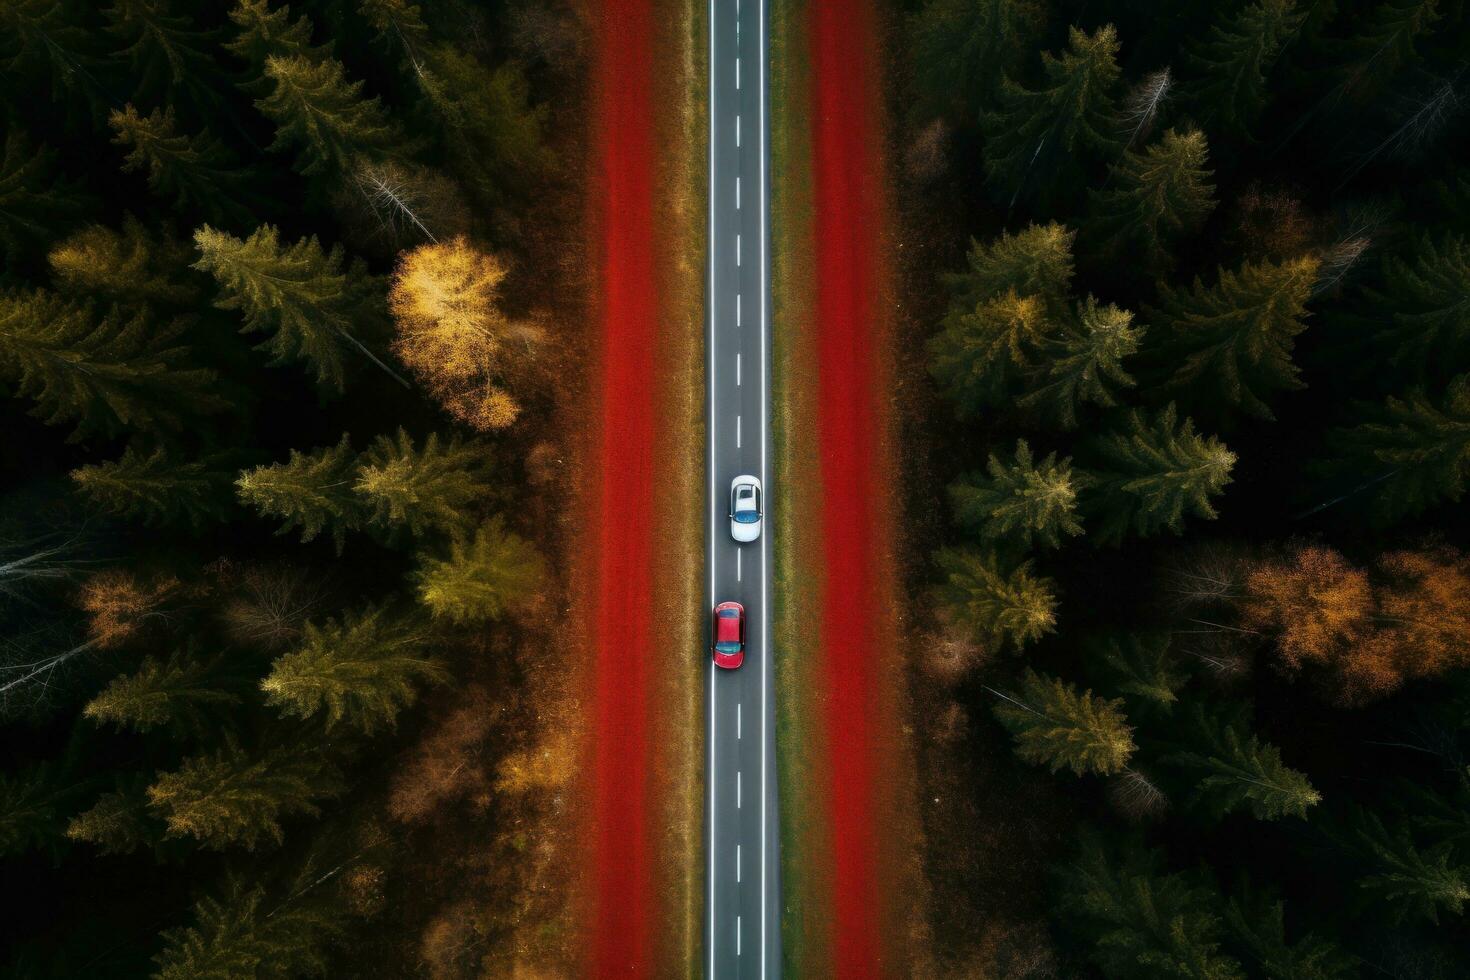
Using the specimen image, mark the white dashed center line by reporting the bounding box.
[737,770,742,809]
[736,352,742,385]
[736,415,742,448]
[737,547,742,581]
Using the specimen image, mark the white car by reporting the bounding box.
[729,475,762,542]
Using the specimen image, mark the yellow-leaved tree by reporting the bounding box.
[388,236,544,430]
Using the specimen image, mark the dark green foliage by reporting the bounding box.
[1089,129,1216,273]
[1185,0,1307,137]
[355,428,490,538]
[1165,705,1321,820]
[65,781,155,856]
[48,216,201,308]
[1310,0,1440,107]
[0,131,89,262]
[413,515,548,623]
[908,0,1044,121]
[84,647,240,734]
[0,0,100,109]
[1144,257,1319,420]
[0,290,227,440]
[71,446,234,528]
[258,54,403,176]
[1347,809,1470,924]
[1223,882,1360,979]
[153,873,347,979]
[944,222,1076,312]
[1019,296,1143,429]
[236,435,364,550]
[225,0,324,72]
[933,548,1057,651]
[261,606,445,734]
[110,106,256,228]
[1088,632,1187,713]
[1085,404,1235,545]
[104,0,225,117]
[949,440,1085,549]
[1359,233,1470,377]
[928,288,1062,415]
[993,668,1135,776]
[0,760,80,858]
[1059,835,1246,979]
[1328,374,1470,525]
[193,224,387,391]
[983,25,1122,201]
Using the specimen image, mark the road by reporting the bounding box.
[705,0,779,975]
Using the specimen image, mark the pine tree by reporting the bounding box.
[1019,296,1143,429]
[1060,835,1246,979]
[0,0,101,110]
[0,131,89,261]
[1223,881,1359,980]
[194,224,390,391]
[66,782,153,856]
[0,290,226,440]
[225,0,323,73]
[153,874,347,980]
[1185,0,1307,137]
[1349,808,1469,924]
[909,0,1044,121]
[1086,404,1236,545]
[257,54,402,176]
[355,429,490,538]
[261,606,445,734]
[413,516,547,623]
[360,0,429,65]
[84,647,239,734]
[1089,128,1216,272]
[147,740,341,850]
[1145,256,1319,420]
[1311,0,1439,107]
[949,440,1085,549]
[933,548,1058,652]
[1329,375,1470,525]
[236,435,365,551]
[104,0,224,118]
[1360,233,1470,377]
[1088,632,1187,713]
[110,105,254,228]
[993,668,1135,776]
[48,216,200,308]
[71,446,233,528]
[943,222,1076,312]
[983,25,1122,200]
[0,760,79,858]
[1166,705,1320,821]
[928,290,1061,415]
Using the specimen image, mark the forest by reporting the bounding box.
[901,0,1470,976]
[1,0,584,975]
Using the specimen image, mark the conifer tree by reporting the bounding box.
[1310,0,1439,108]
[236,435,365,551]
[110,106,254,228]
[257,54,402,176]
[928,290,1061,415]
[153,874,347,980]
[1145,256,1318,420]
[104,0,224,118]
[0,760,79,858]
[949,440,1085,549]
[993,668,1135,776]
[1360,233,1470,377]
[1349,808,1469,924]
[71,446,234,529]
[909,0,1044,121]
[983,25,1122,200]
[1088,632,1187,713]
[1089,129,1216,272]
[1086,404,1236,545]
[1186,0,1307,137]
[360,0,429,65]
[1019,296,1143,429]
[413,516,547,623]
[355,429,490,538]
[261,606,445,734]
[0,290,226,440]
[194,224,392,391]
[0,131,89,260]
[147,740,341,850]
[225,0,323,74]
[84,647,239,734]
[1223,882,1359,980]
[0,0,101,110]
[1060,835,1245,979]
[1329,374,1470,525]
[933,548,1058,652]
[48,217,200,308]
[1166,705,1321,820]
[943,222,1076,312]
[66,782,154,856]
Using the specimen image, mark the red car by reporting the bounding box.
[712,601,745,669]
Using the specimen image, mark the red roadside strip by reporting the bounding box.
[810,0,887,974]
[589,0,658,973]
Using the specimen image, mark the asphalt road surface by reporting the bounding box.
[705,0,779,975]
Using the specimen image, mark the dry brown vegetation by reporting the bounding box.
[76,569,181,648]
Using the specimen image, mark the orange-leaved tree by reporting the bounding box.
[387,236,544,430]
